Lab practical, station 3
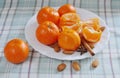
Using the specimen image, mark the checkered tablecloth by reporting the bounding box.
[0,0,120,78]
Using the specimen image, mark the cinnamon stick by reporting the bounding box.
[88,42,95,49]
[81,37,95,56]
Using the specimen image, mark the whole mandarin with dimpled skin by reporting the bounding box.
[37,6,60,25]
[4,38,29,64]
[36,21,60,45]
[58,4,76,16]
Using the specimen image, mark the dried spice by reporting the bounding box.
[81,37,95,56]
[76,44,87,55]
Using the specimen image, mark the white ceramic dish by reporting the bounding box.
[25,7,110,60]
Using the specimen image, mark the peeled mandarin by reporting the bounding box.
[59,13,80,28]
[58,27,81,51]
[82,27,102,43]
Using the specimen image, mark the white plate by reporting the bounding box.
[25,7,110,60]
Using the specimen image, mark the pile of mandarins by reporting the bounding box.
[36,4,103,55]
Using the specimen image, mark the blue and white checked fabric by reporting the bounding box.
[0,0,120,78]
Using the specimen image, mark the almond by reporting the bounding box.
[50,43,61,52]
[92,59,99,68]
[72,61,80,71]
[54,45,61,52]
[100,26,105,32]
[63,50,74,55]
[57,63,66,72]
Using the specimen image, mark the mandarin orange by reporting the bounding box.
[59,13,80,28]
[58,4,76,16]
[82,27,102,42]
[37,7,60,25]
[4,39,29,64]
[58,27,81,51]
[36,21,59,45]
